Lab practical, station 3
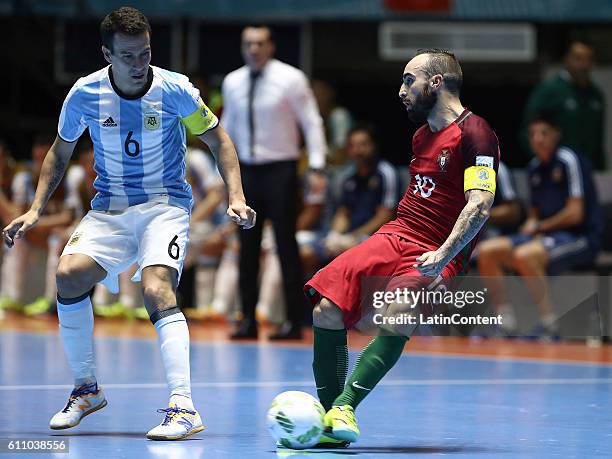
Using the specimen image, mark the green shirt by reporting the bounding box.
[521,71,606,170]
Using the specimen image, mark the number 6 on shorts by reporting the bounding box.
[168,235,180,260]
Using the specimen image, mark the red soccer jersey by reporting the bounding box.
[377,109,500,261]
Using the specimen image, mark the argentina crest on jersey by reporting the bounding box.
[143,104,161,130]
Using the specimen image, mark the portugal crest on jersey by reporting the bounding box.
[437,149,450,171]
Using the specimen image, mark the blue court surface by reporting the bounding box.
[1,331,611,458]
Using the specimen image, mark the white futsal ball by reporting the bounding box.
[267,391,325,449]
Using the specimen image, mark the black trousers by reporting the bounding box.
[239,160,304,326]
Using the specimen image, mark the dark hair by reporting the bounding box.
[566,37,594,53]
[415,48,463,94]
[348,123,378,146]
[529,110,561,130]
[242,24,275,42]
[100,7,151,52]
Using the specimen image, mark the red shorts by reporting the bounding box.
[304,233,463,329]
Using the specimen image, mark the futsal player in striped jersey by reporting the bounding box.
[2,7,255,440]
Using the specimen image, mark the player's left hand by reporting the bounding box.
[414,250,449,277]
[3,209,40,248]
[227,202,257,229]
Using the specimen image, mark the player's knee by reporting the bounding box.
[515,245,546,272]
[140,266,179,322]
[56,259,97,298]
[141,266,177,305]
[513,245,533,266]
[142,272,177,311]
[478,239,503,260]
[142,282,175,308]
[312,298,344,330]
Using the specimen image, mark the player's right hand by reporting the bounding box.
[227,202,257,229]
[2,209,40,248]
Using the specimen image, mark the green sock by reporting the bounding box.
[312,326,348,411]
[333,335,408,409]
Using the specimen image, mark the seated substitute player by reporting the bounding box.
[477,112,602,336]
[304,49,499,445]
[2,7,255,440]
[301,124,398,271]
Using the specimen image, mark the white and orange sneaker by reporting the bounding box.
[49,383,107,430]
[146,403,204,440]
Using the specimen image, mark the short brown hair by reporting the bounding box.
[348,123,378,146]
[100,7,151,52]
[242,24,275,42]
[529,110,561,130]
[415,48,463,94]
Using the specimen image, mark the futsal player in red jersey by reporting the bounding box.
[304,49,500,446]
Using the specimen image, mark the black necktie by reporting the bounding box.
[248,70,261,158]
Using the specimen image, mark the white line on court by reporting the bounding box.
[4,331,612,368]
[2,378,612,391]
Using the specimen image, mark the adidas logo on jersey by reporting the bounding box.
[102,117,117,127]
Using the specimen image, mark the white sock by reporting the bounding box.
[154,312,193,407]
[57,294,96,386]
[170,394,195,411]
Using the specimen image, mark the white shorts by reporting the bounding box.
[62,202,190,293]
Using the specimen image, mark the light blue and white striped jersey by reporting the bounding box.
[58,65,219,212]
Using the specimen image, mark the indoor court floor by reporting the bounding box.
[1,315,611,458]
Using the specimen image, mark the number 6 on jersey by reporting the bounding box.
[124,131,140,157]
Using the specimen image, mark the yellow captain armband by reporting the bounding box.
[464,166,496,195]
[181,99,219,135]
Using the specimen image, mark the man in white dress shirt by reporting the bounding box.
[222,25,327,340]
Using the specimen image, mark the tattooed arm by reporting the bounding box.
[414,189,494,277]
[2,135,77,247]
